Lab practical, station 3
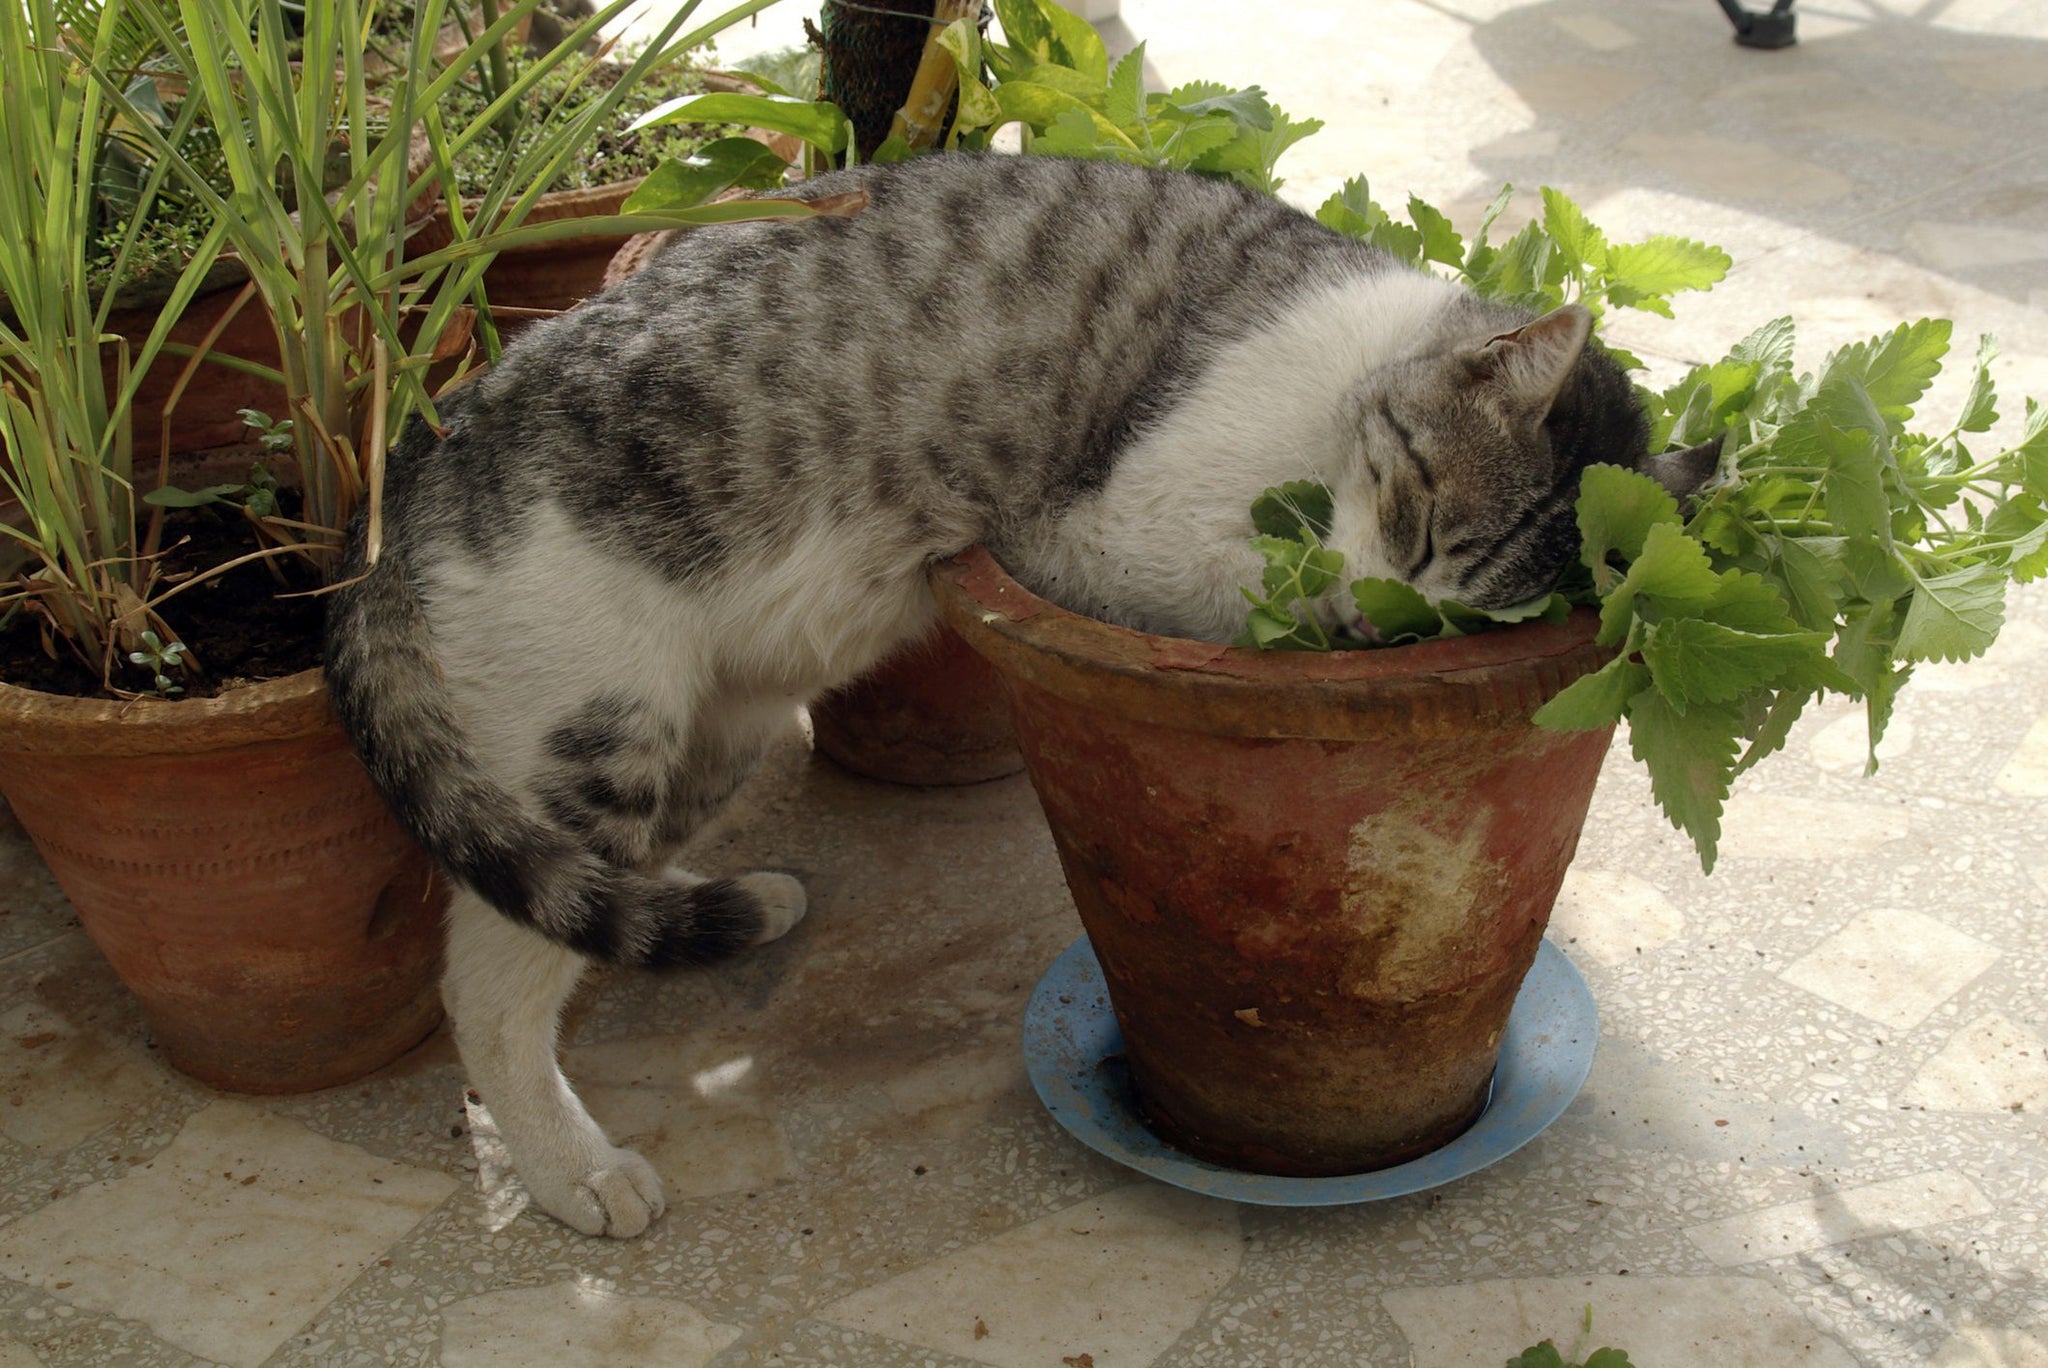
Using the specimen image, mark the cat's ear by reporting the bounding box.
[1640,439,1722,500]
[1472,304,1594,417]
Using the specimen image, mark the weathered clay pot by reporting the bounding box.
[931,547,1615,1176]
[116,180,644,457]
[809,625,1025,786]
[0,670,445,1093]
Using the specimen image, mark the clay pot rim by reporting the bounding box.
[0,667,336,758]
[929,546,1612,741]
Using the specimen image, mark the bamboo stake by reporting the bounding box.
[885,0,981,153]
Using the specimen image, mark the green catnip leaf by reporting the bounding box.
[1104,43,1146,128]
[1822,318,1950,428]
[1628,688,1743,872]
[1540,186,1606,273]
[1407,195,1465,268]
[1250,481,1335,540]
[1897,563,2007,663]
[1533,657,1650,730]
[1958,333,2000,433]
[1640,618,1827,708]
[1350,577,1438,643]
[1600,235,1730,307]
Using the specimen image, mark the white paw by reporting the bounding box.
[738,871,808,944]
[528,1146,667,1239]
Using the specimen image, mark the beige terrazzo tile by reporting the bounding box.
[1808,709,1913,774]
[1779,908,2001,1031]
[0,1345,43,1368]
[1902,1013,2048,1113]
[1995,716,2048,796]
[1545,868,1684,965]
[1381,1274,1857,1366]
[566,1035,796,1202]
[1717,795,1911,863]
[1906,222,2048,274]
[1683,1170,1993,1267]
[0,998,167,1154]
[0,1102,455,1366]
[1931,1321,2048,1366]
[438,1279,740,1367]
[817,1182,1240,1367]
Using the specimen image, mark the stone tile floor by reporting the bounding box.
[4,0,2047,1363]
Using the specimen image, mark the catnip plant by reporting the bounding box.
[1244,181,2047,872]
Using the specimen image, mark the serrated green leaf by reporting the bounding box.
[2011,397,2048,498]
[1367,219,1425,263]
[1504,1344,1568,1368]
[1822,318,1951,428]
[1534,657,1649,730]
[1540,186,1606,273]
[1734,684,1817,776]
[1104,42,1146,127]
[1350,577,1438,642]
[1407,196,1465,268]
[1598,521,1724,645]
[1583,1349,1636,1368]
[1601,235,1731,303]
[1728,315,1796,376]
[1641,618,1827,707]
[1161,83,1273,128]
[1578,464,1682,573]
[1471,183,1515,254]
[1244,602,1306,647]
[1251,481,1335,539]
[1897,563,2006,663]
[1628,688,1742,871]
[1958,333,2000,433]
[1032,107,1136,161]
[1769,537,1847,631]
[1700,566,1805,634]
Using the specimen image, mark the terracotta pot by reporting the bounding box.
[0,670,445,1093]
[809,625,1025,786]
[114,180,644,458]
[931,547,1615,1176]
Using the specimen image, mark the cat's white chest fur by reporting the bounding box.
[1002,267,1465,641]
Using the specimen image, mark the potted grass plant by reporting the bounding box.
[0,0,829,1092]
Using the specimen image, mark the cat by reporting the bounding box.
[324,151,1714,1237]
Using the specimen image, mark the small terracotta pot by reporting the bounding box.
[0,670,445,1093]
[932,547,1615,1176]
[809,625,1025,786]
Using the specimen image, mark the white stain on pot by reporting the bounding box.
[1337,803,1505,1001]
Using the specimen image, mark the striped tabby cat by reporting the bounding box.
[325,153,1712,1236]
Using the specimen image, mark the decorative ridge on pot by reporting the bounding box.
[930,546,1613,742]
[930,544,1618,1178]
[0,668,338,756]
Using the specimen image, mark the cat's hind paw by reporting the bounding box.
[738,871,807,944]
[528,1146,667,1239]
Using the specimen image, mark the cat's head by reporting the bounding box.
[1320,301,1717,620]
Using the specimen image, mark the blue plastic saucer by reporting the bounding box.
[1021,936,1597,1207]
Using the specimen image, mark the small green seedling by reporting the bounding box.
[1504,1305,1634,1368]
[128,629,190,697]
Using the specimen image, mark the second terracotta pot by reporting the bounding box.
[0,670,445,1093]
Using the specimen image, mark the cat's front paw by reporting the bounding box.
[738,871,807,944]
[526,1146,667,1238]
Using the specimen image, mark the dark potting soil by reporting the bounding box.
[0,498,327,701]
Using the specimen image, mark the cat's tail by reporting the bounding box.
[323,508,788,970]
